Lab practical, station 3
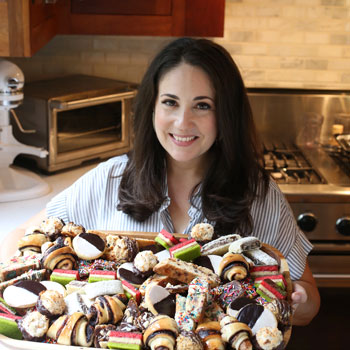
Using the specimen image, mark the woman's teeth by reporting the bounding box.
[173,135,196,142]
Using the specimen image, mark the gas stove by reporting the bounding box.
[247,88,350,287]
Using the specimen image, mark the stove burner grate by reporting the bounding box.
[263,141,326,184]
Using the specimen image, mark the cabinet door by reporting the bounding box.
[69,0,224,37]
[0,0,30,57]
[29,0,66,55]
[0,0,62,57]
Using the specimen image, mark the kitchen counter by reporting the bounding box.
[0,163,96,244]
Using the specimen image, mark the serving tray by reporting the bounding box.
[0,230,293,350]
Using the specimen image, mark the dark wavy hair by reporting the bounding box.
[117,37,269,235]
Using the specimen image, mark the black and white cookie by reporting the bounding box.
[117,262,149,287]
[3,280,46,308]
[145,284,176,318]
[237,303,278,335]
[227,296,257,317]
[72,232,106,260]
[193,255,222,275]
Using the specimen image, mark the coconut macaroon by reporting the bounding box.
[17,310,49,341]
[255,326,283,350]
[40,217,65,241]
[134,250,159,273]
[104,235,139,263]
[61,222,85,238]
[36,290,66,318]
[190,223,214,244]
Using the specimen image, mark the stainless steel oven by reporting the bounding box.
[12,75,137,172]
[248,89,350,287]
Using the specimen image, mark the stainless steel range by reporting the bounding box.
[247,88,350,288]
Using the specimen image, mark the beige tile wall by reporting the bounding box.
[7,0,350,89]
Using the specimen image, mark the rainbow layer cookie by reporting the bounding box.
[122,280,141,304]
[250,265,279,278]
[256,279,287,302]
[155,229,179,249]
[0,313,22,340]
[169,239,201,262]
[107,330,143,350]
[88,270,116,283]
[50,269,80,286]
[254,274,287,289]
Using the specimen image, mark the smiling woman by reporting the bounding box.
[43,37,320,326]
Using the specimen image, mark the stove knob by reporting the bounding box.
[297,213,317,232]
[336,216,350,236]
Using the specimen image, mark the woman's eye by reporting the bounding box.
[196,102,212,110]
[161,99,177,107]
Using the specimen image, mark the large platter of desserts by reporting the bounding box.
[0,218,293,350]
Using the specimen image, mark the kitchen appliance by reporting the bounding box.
[247,88,350,288]
[12,74,137,172]
[0,59,50,203]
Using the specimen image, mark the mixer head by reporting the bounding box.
[0,59,24,109]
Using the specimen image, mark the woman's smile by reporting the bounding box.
[170,133,198,145]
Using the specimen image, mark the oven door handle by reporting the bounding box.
[49,91,136,110]
[314,273,350,279]
[311,243,350,254]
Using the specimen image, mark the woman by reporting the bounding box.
[41,38,319,325]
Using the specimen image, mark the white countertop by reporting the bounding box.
[0,164,95,244]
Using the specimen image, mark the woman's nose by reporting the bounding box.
[175,108,194,129]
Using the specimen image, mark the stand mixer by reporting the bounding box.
[0,59,50,202]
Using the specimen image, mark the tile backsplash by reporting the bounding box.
[7,0,350,89]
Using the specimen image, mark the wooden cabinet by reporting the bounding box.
[69,0,225,37]
[0,0,63,57]
[0,0,225,57]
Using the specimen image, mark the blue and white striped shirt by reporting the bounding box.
[46,154,313,280]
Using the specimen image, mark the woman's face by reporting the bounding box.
[154,63,217,167]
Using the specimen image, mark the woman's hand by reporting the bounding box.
[290,261,320,326]
[291,281,308,310]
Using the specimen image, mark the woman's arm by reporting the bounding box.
[0,209,47,262]
[291,260,320,325]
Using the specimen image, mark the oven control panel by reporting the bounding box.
[290,202,350,240]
